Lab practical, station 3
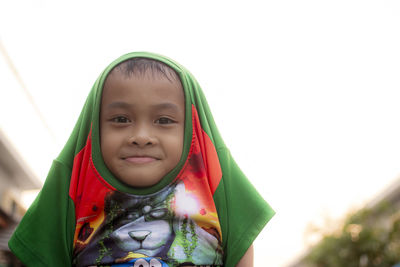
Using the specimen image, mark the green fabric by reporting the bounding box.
[8,160,75,266]
[214,149,275,266]
[8,52,274,266]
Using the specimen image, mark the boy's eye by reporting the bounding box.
[111,116,130,123]
[155,117,174,125]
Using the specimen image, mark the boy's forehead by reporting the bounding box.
[101,68,185,106]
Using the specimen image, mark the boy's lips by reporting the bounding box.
[123,156,158,164]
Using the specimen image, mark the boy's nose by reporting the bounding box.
[130,135,155,147]
[128,126,157,147]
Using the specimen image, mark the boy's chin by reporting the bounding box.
[117,173,165,188]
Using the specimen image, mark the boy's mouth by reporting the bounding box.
[124,156,158,164]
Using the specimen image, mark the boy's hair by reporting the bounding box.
[110,57,181,84]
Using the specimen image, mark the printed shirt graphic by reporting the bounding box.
[70,107,223,266]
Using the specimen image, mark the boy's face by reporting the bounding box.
[100,69,185,187]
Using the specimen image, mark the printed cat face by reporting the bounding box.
[110,186,176,256]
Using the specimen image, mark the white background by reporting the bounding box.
[1,1,400,266]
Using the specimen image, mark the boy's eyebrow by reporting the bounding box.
[107,101,132,109]
[152,103,181,111]
[107,101,181,111]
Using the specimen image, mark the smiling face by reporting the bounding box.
[100,68,185,187]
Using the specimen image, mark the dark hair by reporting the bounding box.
[110,57,181,84]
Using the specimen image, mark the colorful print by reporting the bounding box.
[111,257,168,267]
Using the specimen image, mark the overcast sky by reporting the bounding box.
[1,1,400,266]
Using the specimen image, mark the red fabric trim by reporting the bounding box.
[69,129,116,249]
[191,105,222,195]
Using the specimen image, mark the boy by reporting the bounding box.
[9,52,274,266]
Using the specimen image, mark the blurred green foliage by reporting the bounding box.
[304,202,400,267]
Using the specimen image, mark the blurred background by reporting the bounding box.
[0,0,400,266]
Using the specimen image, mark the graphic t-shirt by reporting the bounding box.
[8,52,275,267]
